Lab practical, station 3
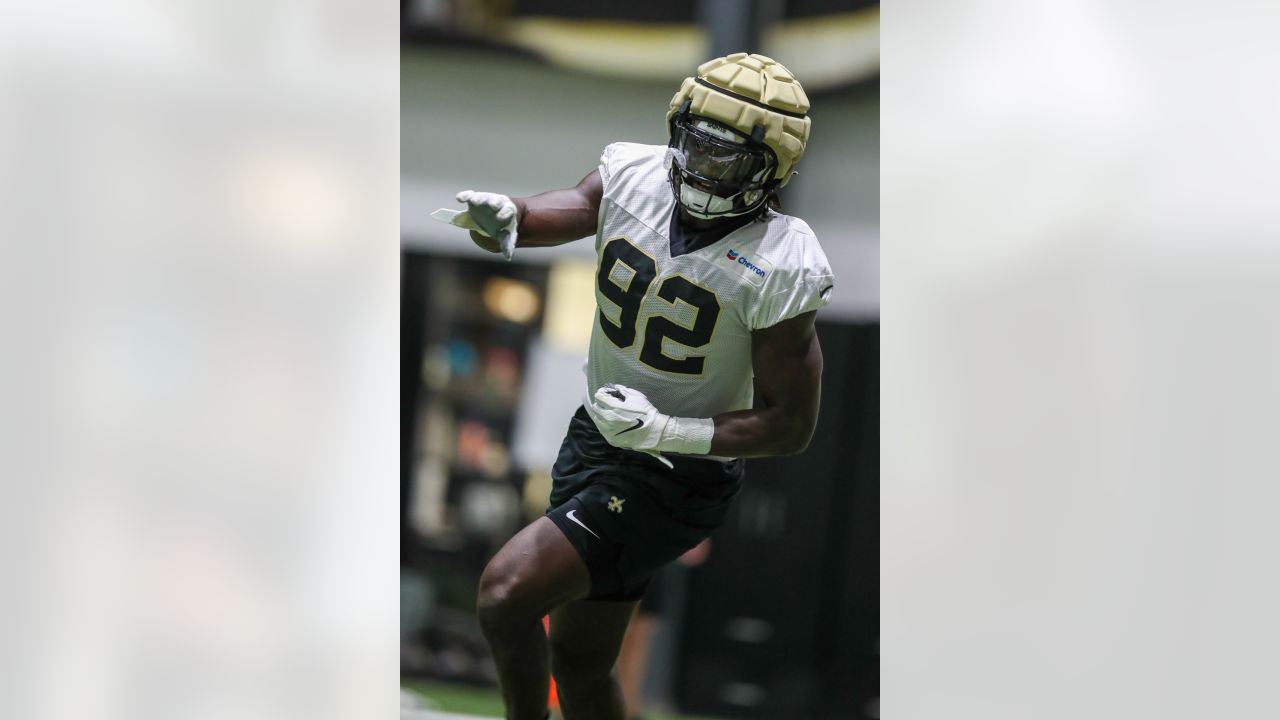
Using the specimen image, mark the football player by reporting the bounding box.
[434,53,833,720]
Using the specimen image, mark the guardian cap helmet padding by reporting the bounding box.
[666,53,811,219]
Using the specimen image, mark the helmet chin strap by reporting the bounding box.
[678,183,763,219]
[675,174,762,219]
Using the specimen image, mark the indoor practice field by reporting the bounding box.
[401,681,727,720]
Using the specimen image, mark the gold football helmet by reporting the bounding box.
[665,53,811,219]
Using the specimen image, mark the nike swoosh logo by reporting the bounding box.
[606,388,626,401]
[566,509,599,539]
[616,419,644,435]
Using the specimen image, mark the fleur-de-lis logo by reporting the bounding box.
[607,496,626,513]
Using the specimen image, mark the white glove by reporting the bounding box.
[587,383,669,451]
[585,383,715,466]
[429,190,519,261]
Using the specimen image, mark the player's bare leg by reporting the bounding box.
[477,516,592,720]
[549,598,640,720]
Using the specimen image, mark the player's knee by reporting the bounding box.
[476,563,525,633]
[476,568,511,616]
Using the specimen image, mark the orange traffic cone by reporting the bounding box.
[543,616,559,711]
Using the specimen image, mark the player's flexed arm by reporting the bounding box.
[431,170,603,259]
[587,310,824,460]
[708,309,823,457]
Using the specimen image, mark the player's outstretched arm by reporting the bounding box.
[506,168,603,248]
[431,169,602,260]
[708,310,823,457]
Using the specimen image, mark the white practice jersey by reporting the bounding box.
[585,142,834,422]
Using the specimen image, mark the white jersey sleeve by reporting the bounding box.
[597,142,627,187]
[746,216,835,330]
[598,142,661,201]
[596,142,670,242]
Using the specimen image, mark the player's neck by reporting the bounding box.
[669,206,760,257]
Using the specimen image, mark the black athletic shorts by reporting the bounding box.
[546,406,744,602]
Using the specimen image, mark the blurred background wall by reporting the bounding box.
[401,2,878,718]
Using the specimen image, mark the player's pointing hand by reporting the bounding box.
[429,190,519,260]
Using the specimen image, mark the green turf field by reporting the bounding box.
[402,678,505,716]
[401,679,727,720]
